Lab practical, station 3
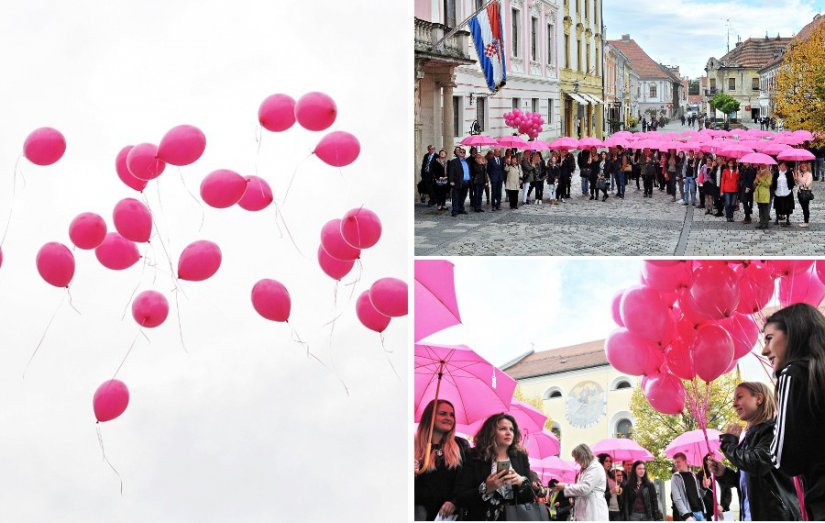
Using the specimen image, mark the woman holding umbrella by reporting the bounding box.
[454,413,537,520]
[708,381,800,521]
[414,399,470,521]
[771,161,795,226]
[754,164,773,229]
[794,161,814,228]
[552,444,610,521]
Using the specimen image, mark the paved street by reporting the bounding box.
[415,122,824,256]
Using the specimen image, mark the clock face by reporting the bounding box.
[565,381,606,429]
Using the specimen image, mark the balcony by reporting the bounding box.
[415,18,474,64]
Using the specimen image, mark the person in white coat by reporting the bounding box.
[552,443,610,521]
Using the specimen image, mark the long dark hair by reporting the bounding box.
[627,460,651,488]
[765,303,825,410]
[598,453,615,480]
[473,413,526,462]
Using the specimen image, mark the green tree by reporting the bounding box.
[710,93,740,121]
[688,79,700,96]
[629,374,740,480]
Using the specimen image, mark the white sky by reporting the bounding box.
[0,1,408,521]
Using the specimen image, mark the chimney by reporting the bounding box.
[622,34,630,40]
[735,41,741,47]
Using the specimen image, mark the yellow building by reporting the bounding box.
[559,0,604,138]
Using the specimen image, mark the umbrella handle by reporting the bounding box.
[416,361,445,476]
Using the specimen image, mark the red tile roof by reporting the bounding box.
[608,36,676,81]
[760,13,824,71]
[718,36,792,69]
[502,340,608,380]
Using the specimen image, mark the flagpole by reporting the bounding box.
[433,0,495,51]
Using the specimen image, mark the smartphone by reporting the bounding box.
[496,460,511,474]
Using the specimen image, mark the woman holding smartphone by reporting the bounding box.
[454,413,536,521]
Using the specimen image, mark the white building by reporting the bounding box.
[609,35,679,120]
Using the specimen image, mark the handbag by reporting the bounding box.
[504,501,550,521]
[799,189,814,202]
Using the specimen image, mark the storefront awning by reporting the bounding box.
[581,93,604,105]
[564,92,589,105]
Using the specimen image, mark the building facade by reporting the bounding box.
[604,42,634,132]
[603,44,617,132]
[628,66,640,124]
[609,35,678,121]
[558,0,605,138]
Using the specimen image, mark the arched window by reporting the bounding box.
[543,386,563,400]
[610,376,633,391]
[615,418,633,439]
[551,422,562,441]
[615,380,631,390]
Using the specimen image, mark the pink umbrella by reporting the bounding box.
[740,152,778,165]
[509,400,549,435]
[460,134,500,146]
[523,429,561,459]
[718,143,754,159]
[777,148,816,162]
[526,140,552,151]
[777,134,805,146]
[577,137,603,148]
[613,131,634,138]
[676,142,703,152]
[497,135,531,149]
[591,438,655,462]
[414,259,462,342]
[792,129,814,142]
[603,137,630,148]
[531,456,579,483]
[665,429,723,466]
[761,142,791,155]
[549,137,579,150]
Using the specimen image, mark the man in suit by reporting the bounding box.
[448,146,471,216]
[487,148,504,210]
[419,145,437,205]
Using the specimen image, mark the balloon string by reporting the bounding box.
[344,259,364,302]
[0,155,22,249]
[23,292,65,379]
[254,124,263,178]
[282,153,312,204]
[334,280,339,308]
[378,333,401,381]
[66,286,82,315]
[288,322,349,397]
[379,331,393,354]
[174,288,188,353]
[112,331,143,379]
[176,167,206,232]
[96,423,124,495]
[273,203,304,258]
[121,251,150,320]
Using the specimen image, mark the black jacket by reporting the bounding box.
[421,151,437,177]
[414,437,471,520]
[771,359,825,520]
[770,169,796,194]
[717,420,800,520]
[487,155,505,182]
[696,469,732,518]
[454,448,535,521]
[448,157,470,186]
[622,481,662,520]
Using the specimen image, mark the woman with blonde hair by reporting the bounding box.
[414,399,469,520]
[708,381,800,520]
[552,443,609,520]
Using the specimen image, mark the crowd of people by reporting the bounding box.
[418,143,819,229]
[413,303,825,521]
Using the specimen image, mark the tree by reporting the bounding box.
[774,19,825,143]
[629,373,740,480]
[688,79,700,96]
[710,93,740,121]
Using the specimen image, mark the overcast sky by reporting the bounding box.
[0,1,408,521]
[604,0,824,79]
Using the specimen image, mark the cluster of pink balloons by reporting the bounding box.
[116,125,207,192]
[258,92,360,167]
[605,260,824,416]
[503,110,544,140]
[355,277,408,334]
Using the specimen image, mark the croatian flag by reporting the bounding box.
[468,1,507,92]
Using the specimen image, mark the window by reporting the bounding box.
[512,9,520,58]
[614,380,631,390]
[564,34,570,68]
[444,0,456,28]
[585,0,589,18]
[512,97,521,110]
[531,17,538,61]
[586,42,591,73]
[752,77,760,90]
[547,24,554,65]
[543,386,563,399]
[616,419,633,439]
[547,98,553,123]
[595,47,600,76]
[728,77,736,91]
[532,98,539,113]
[476,97,486,132]
[452,96,462,136]
[650,84,657,98]
[577,37,582,72]
[710,78,716,90]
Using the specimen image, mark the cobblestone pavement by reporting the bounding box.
[416,122,825,256]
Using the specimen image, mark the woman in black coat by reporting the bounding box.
[430,149,449,211]
[770,161,795,226]
[454,413,536,521]
[621,460,662,520]
[709,381,800,521]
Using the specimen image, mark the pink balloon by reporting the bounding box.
[157,125,206,166]
[295,92,337,131]
[200,169,248,208]
[665,338,696,380]
[93,379,129,423]
[317,245,355,281]
[237,176,273,211]
[340,208,382,249]
[131,290,169,328]
[604,328,658,376]
[115,145,148,191]
[610,290,624,326]
[356,290,391,333]
[816,260,825,286]
[24,127,66,165]
[644,372,686,414]
[689,265,739,319]
[0,246,3,269]
[314,131,360,167]
[778,268,825,307]
[113,198,152,243]
[619,285,673,344]
[126,143,165,181]
[767,259,814,278]
[36,242,75,287]
[369,277,408,317]
[69,212,107,250]
[178,240,221,282]
[95,233,140,270]
[251,279,291,322]
[735,263,774,314]
[641,260,693,293]
[320,219,360,261]
[259,93,296,132]
[718,313,759,360]
[692,324,734,382]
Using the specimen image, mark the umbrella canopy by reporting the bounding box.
[717,143,754,159]
[414,259,462,342]
[414,343,516,426]
[509,400,549,435]
[777,148,816,162]
[523,429,561,459]
[497,136,531,149]
[792,129,814,141]
[665,429,723,466]
[740,152,778,165]
[577,137,603,148]
[526,140,552,151]
[603,137,630,148]
[761,142,791,155]
[460,134,499,146]
[591,438,655,462]
[549,137,579,150]
[531,456,579,483]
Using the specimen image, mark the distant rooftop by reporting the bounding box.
[502,339,608,380]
